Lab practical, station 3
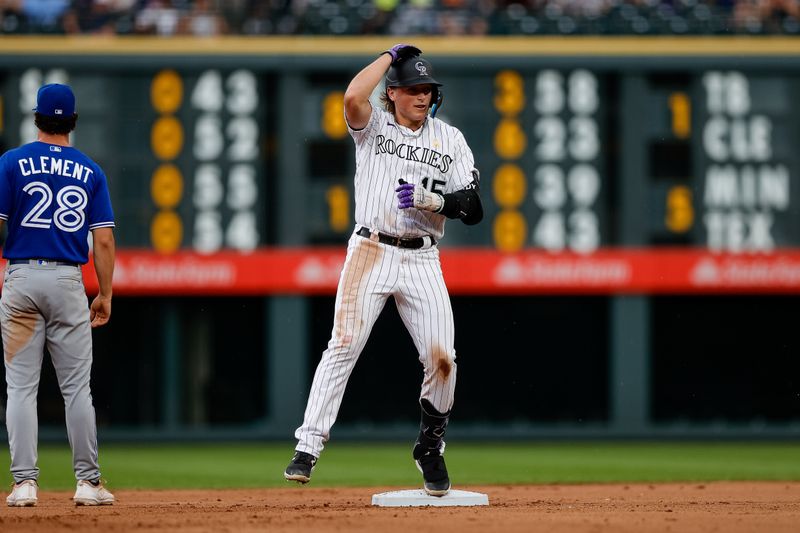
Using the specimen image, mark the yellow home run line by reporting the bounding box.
[0,36,799,56]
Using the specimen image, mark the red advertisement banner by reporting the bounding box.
[61,247,800,296]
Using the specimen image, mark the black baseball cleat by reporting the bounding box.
[415,451,451,496]
[284,451,317,483]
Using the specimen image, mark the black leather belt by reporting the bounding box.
[9,259,80,267]
[357,227,435,249]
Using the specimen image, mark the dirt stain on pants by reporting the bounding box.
[2,310,39,363]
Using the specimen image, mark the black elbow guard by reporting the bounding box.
[438,188,483,225]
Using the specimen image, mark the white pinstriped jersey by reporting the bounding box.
[349,105,477,240]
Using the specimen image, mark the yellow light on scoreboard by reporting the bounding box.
[493,70,525,117]
[492,163,527,209]
[322,91,347,140]
[665,185,694,233]
[668,92,691,140]
[151,164,184,209]
[494,118,527,160]
[150,210,183,254]
[493,210,527,252]
[326,184,349,232]
[151,116,184,161]
[151,69,183,115]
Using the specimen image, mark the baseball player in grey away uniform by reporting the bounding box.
[0,84,116,507]
[285,44,483,496]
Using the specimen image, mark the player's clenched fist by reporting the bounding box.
[396,180,443,212]
[382,44,422,65]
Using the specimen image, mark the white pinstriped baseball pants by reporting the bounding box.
[295,228,456,458]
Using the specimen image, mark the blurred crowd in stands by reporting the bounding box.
[1,0,798,36]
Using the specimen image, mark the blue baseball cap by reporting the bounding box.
[33,83,76,117]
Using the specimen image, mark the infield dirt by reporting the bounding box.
[1,482,798,532]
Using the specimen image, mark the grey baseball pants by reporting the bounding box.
[2,261,101,483]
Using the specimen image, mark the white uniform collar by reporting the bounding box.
[388,114,428,138]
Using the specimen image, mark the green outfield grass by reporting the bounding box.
[2,441,800,490]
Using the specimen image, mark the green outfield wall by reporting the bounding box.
[1,36,799,441]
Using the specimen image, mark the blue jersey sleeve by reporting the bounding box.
[88,168,115,230]
[0,154,13,222]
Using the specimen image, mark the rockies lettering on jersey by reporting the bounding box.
[374,135,453,174]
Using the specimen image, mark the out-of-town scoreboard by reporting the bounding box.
[1,37,799,294]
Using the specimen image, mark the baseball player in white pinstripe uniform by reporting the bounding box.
[285,44,483,496]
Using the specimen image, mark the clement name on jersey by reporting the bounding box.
[16,151,96,184]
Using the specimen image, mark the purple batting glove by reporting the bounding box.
[396,182,415,209]
[383,44,422,65]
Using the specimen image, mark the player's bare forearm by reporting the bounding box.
[92,227,115,297]
[344,54,392,130]
[90,227,115,327]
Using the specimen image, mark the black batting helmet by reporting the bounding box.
[385,57,443,116]
[386,57,443,89]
